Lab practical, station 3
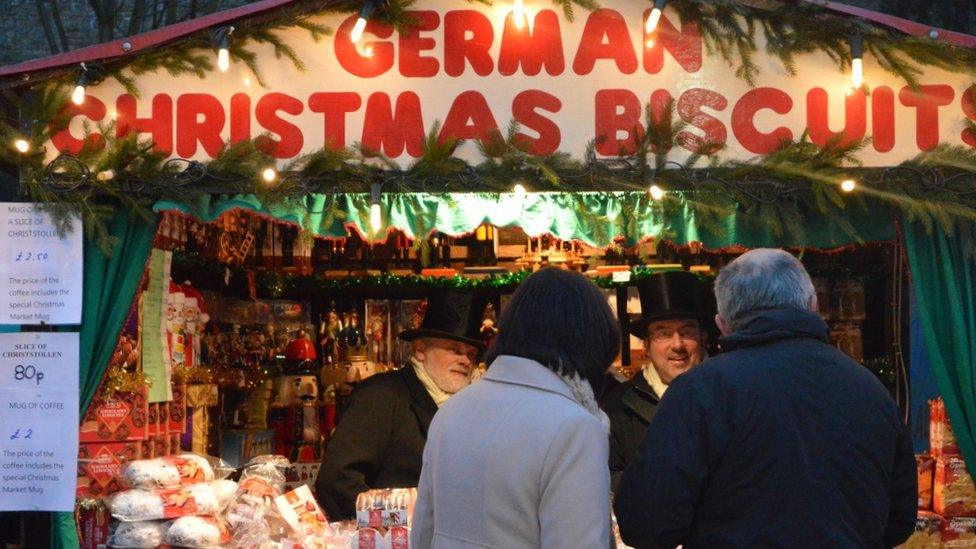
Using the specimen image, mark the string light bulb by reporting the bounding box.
[840,179,857,193]
[13,139,29,153]
[71,62,105,106]
[370,182,383,232]
[849,34,864,90]
[645,0,668,34]
[513,0,525,29]
[513,183,527,198]
[649,184,665,200]
[262,167,277,183]
[212,26,235,72]
[351,0,377,43]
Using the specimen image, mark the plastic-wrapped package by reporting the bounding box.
[109,483,221,521]
[122,454,217,489]
[211,479,239,512]
[164,516,231,548]
[106,520,166,548]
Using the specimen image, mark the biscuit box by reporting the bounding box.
[79,388,149,443]
[76,441,141,498]
[170,383,187,433]
[170,433,182,455]
[941,517,976,546]
[153,434,171,458]
[147,403,160,437]
[935,457,976,517]
[918,455,935,510]
[930,398,960,458]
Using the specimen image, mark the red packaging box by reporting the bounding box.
[153,434,170,457]
[141,438,155,460]
[170,383,187,433]
[76,501,111,549]
[918,455,935,510]
[170,433,182,455]
[935,457,976,517]
[76,441,141,498]
[147,403,160,437]
[158,399,169,434]
[79,388,149,443]
[941,516,976,546]
[930,398,960,458]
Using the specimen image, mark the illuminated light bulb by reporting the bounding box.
[513,183,527,197]
[370,182,383,232]
[71,85,85,105]
[243,76,252,87]
[262,167,277,183]
[645,38,655,49]
[370,203,382,231]
[351,17,368,43]
[97,169,115,181]
[13,139,29,153]
[362,44,375,58]
[649,184,665,200]
[513,0,525,29]
[217,48,230,72]
[851,58,863,88]
[645,7,663,33]
[840,179,857,193]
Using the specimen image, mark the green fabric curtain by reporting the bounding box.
[155,192,894,249]
[52,211,158,549]
[903,218,976,474]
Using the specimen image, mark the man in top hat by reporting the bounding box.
[602,270,711,489]
[315,289,489,519]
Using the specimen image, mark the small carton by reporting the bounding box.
[76,441,141,498]
[941,516,976,547]
[918,455,935,510]
[147,403,160,437]
[935,457,976,517]
[930,398,960,458]
[79,388,149,443]
[170,383,187,433]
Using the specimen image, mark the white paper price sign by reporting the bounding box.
[0,203,83,325]
[0,332,79,512]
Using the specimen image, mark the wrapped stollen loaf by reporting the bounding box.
[109,483,221,522]
[163,516,231,548]
[106,520,166,548]
[122,454,215,489]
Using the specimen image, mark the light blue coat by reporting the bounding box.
[410,355,612,548]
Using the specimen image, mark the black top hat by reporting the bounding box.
[628,271,708,338]
[398,289,490,351]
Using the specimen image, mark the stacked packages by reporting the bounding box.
[899,399,976,548]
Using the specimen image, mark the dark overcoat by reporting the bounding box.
[614,308,917,549]
[602,372,659,490]
[315,366,437,520]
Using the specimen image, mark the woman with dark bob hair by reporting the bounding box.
[411,267,621,548]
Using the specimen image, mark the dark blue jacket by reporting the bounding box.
[614,308,917,549]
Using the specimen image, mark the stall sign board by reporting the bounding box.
[0,203,83,325]
[0,332,80,512]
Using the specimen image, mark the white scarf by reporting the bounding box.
[411,357,453,407]
[641,365,670,400]
[558,371,611,434]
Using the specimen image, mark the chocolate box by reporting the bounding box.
[918,455,935,510]
[930,398,960,458]
[76,501,111,549]
[79,388,149,443]
[170,383,187,433]
[941,516,976,546]
[935,457,976,517]
[76,441,141,498]
[147,403,160,437]
[220,429,275,468]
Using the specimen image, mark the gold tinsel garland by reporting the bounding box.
[171,364,214,384]
[100,367,151,401]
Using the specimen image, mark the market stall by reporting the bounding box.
[1,0,976,546]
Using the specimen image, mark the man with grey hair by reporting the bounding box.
[614,248,917,549]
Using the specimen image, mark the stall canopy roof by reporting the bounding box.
[2,0,976,81]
